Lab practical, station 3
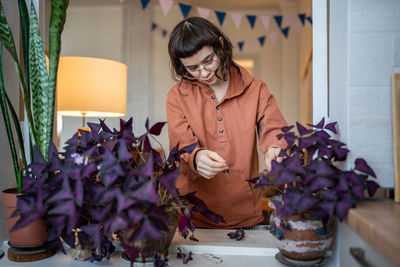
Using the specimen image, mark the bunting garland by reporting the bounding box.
[246,15,257,29]
[144,1,312,52]
[215,11,226,26]
[178,3,192,18]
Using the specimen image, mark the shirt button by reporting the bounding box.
[219,129,224,133]
[211,95,216,100]
[218,117,222,121]
[216,105,220,110]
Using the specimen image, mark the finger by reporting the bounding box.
[276,156,283,163]
[197,162,226,174]
[197,167,217,179]
[202,157,227,169]
[207,151,227,164]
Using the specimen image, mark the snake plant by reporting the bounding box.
[0,0,69,192]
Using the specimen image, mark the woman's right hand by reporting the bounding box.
[195,150,228,179]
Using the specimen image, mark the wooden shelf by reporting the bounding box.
[344,200,400,266]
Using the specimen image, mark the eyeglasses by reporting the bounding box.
[183,56,220,80]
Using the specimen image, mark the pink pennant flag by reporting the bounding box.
[159,0,173,16]
[197,7,210,19]
[247,39,255,49]
[268,31,278,43]
[293,21,302,32]
[261,15,271,31]
[286,14,295,25]
[286,14,302,32]
[230,12,242,29]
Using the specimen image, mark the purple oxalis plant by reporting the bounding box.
[11,118,224,265]
[249,118,380,227]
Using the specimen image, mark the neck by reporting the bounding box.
[210,73,230,102]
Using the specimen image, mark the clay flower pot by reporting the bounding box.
[270,212,335,262]
[2,188,48,247]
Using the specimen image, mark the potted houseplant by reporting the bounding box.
[250,118,380,264]
[0,0,69,247]
[11,118,224,266]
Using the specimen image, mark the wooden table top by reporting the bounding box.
[344,200,400,266]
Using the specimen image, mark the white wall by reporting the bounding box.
[329,0,400,188]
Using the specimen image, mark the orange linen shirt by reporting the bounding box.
[166,64,287,228]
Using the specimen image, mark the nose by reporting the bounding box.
[199,67,211,79]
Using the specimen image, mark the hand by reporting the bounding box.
[265,147,283,173]
[195,150,228,179]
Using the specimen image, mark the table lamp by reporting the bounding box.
[57,56,127,129]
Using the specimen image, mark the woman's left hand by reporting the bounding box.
[265,147,283,173]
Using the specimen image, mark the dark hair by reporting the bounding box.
[168,17,233,82]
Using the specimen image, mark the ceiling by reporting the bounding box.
[69,0,282,9]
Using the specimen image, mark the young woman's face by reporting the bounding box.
[180,46,221,86]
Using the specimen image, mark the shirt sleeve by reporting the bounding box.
[256,82,288,153]
[166,87,202,181]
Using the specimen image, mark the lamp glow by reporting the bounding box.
[57,56,127,120]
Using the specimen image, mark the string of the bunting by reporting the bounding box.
[144,0,312,52]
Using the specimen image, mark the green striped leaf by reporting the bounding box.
[29,3,50,158]
[18,0,30,98]
[0,41,20,188]
[47,0,69,156]
[0,2,36,145]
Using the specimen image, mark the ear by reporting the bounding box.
[219,36,224,46]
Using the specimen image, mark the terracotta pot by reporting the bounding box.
[2,188,48,247]
[270,212,334,262]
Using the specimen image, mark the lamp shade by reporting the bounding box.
[57,56,127,117]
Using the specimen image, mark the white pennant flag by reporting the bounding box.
[197,7,210,19]
[230,12,242,29]
[159,0,173,16]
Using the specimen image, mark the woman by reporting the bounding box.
[166,17,287,228]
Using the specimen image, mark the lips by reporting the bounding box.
[204,76,214,83]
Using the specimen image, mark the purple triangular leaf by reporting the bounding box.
[88,205,112,222]
[354,158,376,177]
[182,142,198,154]
[324,122,337,134]
[315,117,325,129]
[335,174,350,192]
[345,171,364,185]
[297,196,318,213]
[273,170,298,184]
[296,122,312,136]
[48,200,75,215]
[120,243,140,265]
[74,178,83,207]
[306,177,333,193]
[336,200,354,221]
[281,125,294,133]
[298,135,316,150]
[81,224,101,248]
[109,215,129,234]
[129,180,158,204]
[315,160,335,176]
[118,140,133,161]
[334,148,349,161]
[319,201,335,217]
[149,122,166,136]
[127,209,145,225]
[158,167,181,198]
[131,154,153,177]
[366,180,380,197]
[352,185,365,200]
[133,218,163,240]
[319,190,337,201]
